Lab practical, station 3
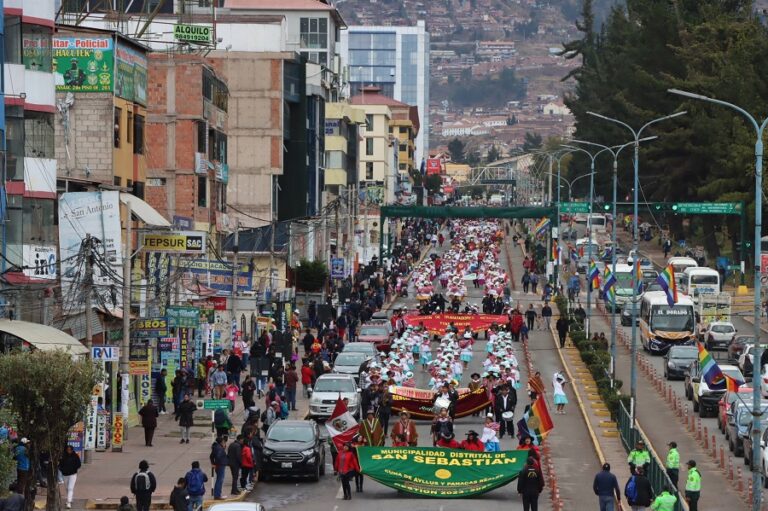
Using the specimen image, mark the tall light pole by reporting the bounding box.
[668,88,767,510]
[570,137,658,386]
[586,110,687,425]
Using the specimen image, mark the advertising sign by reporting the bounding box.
[22,245,57,280]
[330,258,345,279]
[402,313,509,334]
[171,260,253,294]
[141,231,207,254]
[23,31,52,71]
[167,306,199,328]
[139,350,153,405]
[53,37,113,92]
[426,158,442,175]
[59,192,123,311]
[133,317,169,338]
[111,413,124,449]
[67,422,85,457]
[389,386,491,419]
[84,396,98,450]
[115,42,148,106]
[173,24,213,44]
[145,253,170,316]
[91,346,119,362]
[129,339,150,375]
[179,328,190,369]
[357,447,527,498]
[96,411,108,450]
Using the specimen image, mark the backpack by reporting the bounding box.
[135,471,151,492]
[625,475,637,503]
[186,470,205,496]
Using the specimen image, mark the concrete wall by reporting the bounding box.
[54,92,113,183]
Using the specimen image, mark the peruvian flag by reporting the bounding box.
[325,397,360,451]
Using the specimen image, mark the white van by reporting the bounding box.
[682,267,720,302]
[588,214,607,234]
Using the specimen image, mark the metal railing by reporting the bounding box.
[617,401,686,511]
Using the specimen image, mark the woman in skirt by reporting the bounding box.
[481,414,501,452]
[420,337,432,371]
[552,371,569,414]
[460,342,473,369]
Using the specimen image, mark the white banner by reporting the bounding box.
[22,245,57,280]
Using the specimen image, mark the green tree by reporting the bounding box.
[466,151,481,166]
[522,132,543,152]
[0,351,99,511]
[448,138,466,163]
[295,259,329,292]
[486,145,500,163]
[424,174,443,194]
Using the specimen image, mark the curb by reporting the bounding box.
[85,487,252,510]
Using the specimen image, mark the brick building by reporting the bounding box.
[145,53,229,239]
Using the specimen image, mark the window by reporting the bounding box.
[365,114,374,131]
[197,175,207,207]
[4,17,21,64]
[134,114,145,154]
[22,24,52,72]
[24,112,54,159]
[114,176,122,186]
[399,127,409,134]
[300,17,328,49]
[197,121,207,153]
[114,108,122,148]
[202,68,228,112]
[365,162,374,180]
[399,163,407,170]
[147,178,166,187]
[300,51,327,66]
[127,111,133,144]
[208,129,227,164]
[22,199,54,244]
[6,107,24,181]
[399,143,407,152]
[366,137,374,156]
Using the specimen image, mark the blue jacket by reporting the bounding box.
[211,442,228,467]
[14,445,29,471]
[593,470,620,497]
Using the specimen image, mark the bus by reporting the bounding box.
[681,267,720,303]
[640,291,696,354]
[612,263,635,309]
[668,256,698,274]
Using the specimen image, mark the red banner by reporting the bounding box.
[389,386,491,420]
[403,313,508,334]
[426,158,442,175]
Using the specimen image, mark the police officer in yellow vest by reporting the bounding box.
[627,440,651,475]
[666,441,680,488]
[685,459,701,511]
[650,485,678,511]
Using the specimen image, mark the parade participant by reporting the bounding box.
[460,430,485,451]
[494,384,517,439]
[517,457,544,511]
[431,408,454,446]
[436,432,461,449]
[335,442,361,500]
[481,414,501,452]
[553,371,569,414]
[390,411,418,446]
[360,410,385,446]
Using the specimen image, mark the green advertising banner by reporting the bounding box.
[53,37,113,92]
[115,42,148,106]
[166,306,199,328]
[357,447,528,498]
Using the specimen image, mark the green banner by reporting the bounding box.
[357,447,528,498]
[115,42,148,106]
[166,306,199,328]
[53,36,114,92]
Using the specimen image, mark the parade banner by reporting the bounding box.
[389,386,491,419]
[403,313,508,334]
[357,447,528,498]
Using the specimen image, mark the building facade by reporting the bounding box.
[341,21,430,165]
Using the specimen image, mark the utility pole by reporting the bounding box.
[269,217,276,298]
[116,201,132,450]
[363,188,368,265]
[231,219,239,344]
[84,234,93,464]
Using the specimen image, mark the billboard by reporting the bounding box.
[426,158,442,175]
[115,41,148,106]
[141,231,207,254]
[22,245,57,280]
[53,36,113,92]
[171,259,252,295]
[59,192,123,311]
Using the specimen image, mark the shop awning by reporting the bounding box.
[120,193,171,227]
[0,319,88,355]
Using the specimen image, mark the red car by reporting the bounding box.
[719,386,752,434]
[356,321,394,352]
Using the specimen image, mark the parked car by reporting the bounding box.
[729,335,754,362]
[738,344,768,377]
[685,361,744,417]
[724,396,753,442]
[342,342,379,358]
[743,419,768,469]
[308,374,360,419]
[664,345,698,380]
[332,351,375,383]
[718,387,752,434]
[705,321,737,351]
[262,420,326,481]
[727,402,760,457]
[357,321,395,352]
[621,307,640,326]
[760,428,768,487]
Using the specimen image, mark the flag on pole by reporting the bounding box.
[656,264,678,306]
[696,341,744,391]
[325,397,360,451]
[552,245,561,265]
[516,396,554,445]
[602,267,617,303]
[636,260,644,294]
[588,260,600,291]
[534,218,551,237]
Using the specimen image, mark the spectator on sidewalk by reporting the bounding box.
[155,369,168,414]
[541,303,553,329]
[625,466,654,510]
[517,456,544,511]
[184,461,208,511]
[285,363,299,412]
[117,496,135,511]
[129,460,156,511]
[138,400,159,447]
[210,436,229,500]
[59,444,81,509]
[175,393,197,444]
[301,360,314,398]
[241,375,257,411]
[169,478,189,511]
[227,435,243,495]
[226,351,243,390]
[556,315,569,349]
[214,408,233,438]
[525,305,537,331]
[2,483,24,511]
[593,463,621,511]
[211,365,228,399]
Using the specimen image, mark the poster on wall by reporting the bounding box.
[115,42,148,106]
[23,32,52,71]
[22,245,57,280]
[53,36,113,92]
[58,192,123,311]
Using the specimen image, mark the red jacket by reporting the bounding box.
[334,450,360,474]
[511,314,524,334]
[436,438,461,449]
[301,366,314,385]
[460,439,485,451]
[241,445,254,468]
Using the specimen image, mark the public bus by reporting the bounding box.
[612,263,635,310]
[588,214,608,234]
[681,267,720,303]
[640,291,696,354]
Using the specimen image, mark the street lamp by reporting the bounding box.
[586,109,687,426]
[668,88,768,510]
[570,137,658,386]
[561,144,615,337]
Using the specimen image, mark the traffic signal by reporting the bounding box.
[603,204,610,211]
[671,204,679,212]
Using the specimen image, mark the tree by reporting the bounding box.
[295,259,329,292]
[466,151,481,166]
[522,132,543,152]
[0,351,99,511]
[448,138,466,163]
[486,145,500,163]
[424,174,443,194]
